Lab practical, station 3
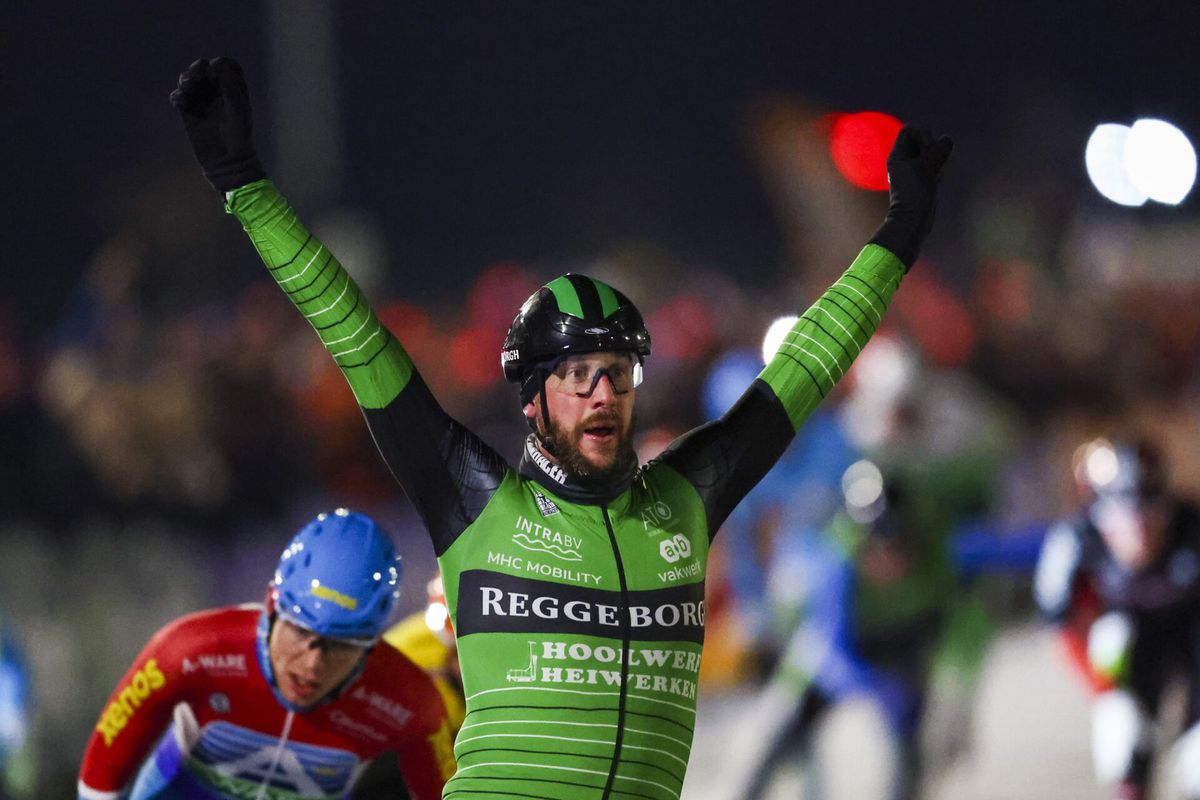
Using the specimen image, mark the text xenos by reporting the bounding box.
[97,658,166,746]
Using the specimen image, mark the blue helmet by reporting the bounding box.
[271,509,402,644]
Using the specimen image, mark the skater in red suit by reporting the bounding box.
[78,509,455,800]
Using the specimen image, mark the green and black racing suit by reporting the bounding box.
[227,179,904,800]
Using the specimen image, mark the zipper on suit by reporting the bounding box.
[599,503,630,800]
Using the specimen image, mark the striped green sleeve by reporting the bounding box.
[759,243,904,432]
[224,180,413,409]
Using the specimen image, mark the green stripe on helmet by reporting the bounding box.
[593,278,621,318]
[544,276,585,319]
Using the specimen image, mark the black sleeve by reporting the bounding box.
[363,373,510,556]
[350,751,410,800]
[654,379,795,540]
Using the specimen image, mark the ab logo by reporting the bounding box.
[659,534,692,564]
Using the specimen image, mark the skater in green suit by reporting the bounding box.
[171,56,952,800]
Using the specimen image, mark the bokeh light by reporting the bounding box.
[448,324,503,389]
[1125,118,1196,205]
[1085,119,1196,207]
[828,111,904,191]
[424,601,450,634]
[1085,124,1148,207]
[761,315,800,365]
[1083,439,1120,489]
[841,459,885,517]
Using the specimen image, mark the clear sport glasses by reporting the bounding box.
[548,356,643,397]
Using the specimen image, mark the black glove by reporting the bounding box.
[169,57,266,193]
[868,125,953,270]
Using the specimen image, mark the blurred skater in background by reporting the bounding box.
[723,462,990,800]
[0,617,35,800]
[1035,439,1200,800]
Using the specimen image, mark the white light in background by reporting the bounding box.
[1085,124,1147,207]
[1124,118,1197,205]
[761,315,800,365]
[1085,119,1196,207]
[425,602,449,633]
[841,460,885,520]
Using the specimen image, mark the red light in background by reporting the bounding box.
[645,294,715,361]
[891,266,975,366]
[827,111,903,191]
[378,300,432,344]
[974,259,1036,323]
[448,324,504,390]
[468,262,540,329]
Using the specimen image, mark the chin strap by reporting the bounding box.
[520,368,555,447]
[539,380,552,434]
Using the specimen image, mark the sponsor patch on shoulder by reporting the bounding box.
[534,492,561,517]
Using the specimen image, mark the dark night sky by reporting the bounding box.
[5,1,1200,328]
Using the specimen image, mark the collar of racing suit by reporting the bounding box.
[518,434,637,505]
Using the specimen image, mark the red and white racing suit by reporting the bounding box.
[78,607,455,799]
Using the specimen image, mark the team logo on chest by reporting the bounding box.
[191,720,360,795]
[641,500,673,531]
[658,534,692,563]
[350,685,414,728]
[182,653,248,677]
[512,514,582,562]
[655,533,702,582]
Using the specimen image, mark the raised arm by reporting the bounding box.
[658,127,953,536]
[170,58,508,554]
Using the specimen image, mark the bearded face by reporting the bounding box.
[524,352,639,482]
[541,407,638,483]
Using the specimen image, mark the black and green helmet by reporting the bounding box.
[501,273,651,386]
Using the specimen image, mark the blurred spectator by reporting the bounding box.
[703,348,860,674]
[37,229,314,528]
[720,464,990,800]
[1034,438,1200,800]
[0,617,34,799]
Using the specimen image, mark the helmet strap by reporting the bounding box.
[521,370,562,462]
[519,363,545,406]
[519,367,551,434]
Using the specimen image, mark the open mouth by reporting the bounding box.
[583,424,616,441]
[288,674,319,699]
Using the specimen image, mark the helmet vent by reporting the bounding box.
[272,510,403,640]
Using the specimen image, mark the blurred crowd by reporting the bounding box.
[3,100,1200,798]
